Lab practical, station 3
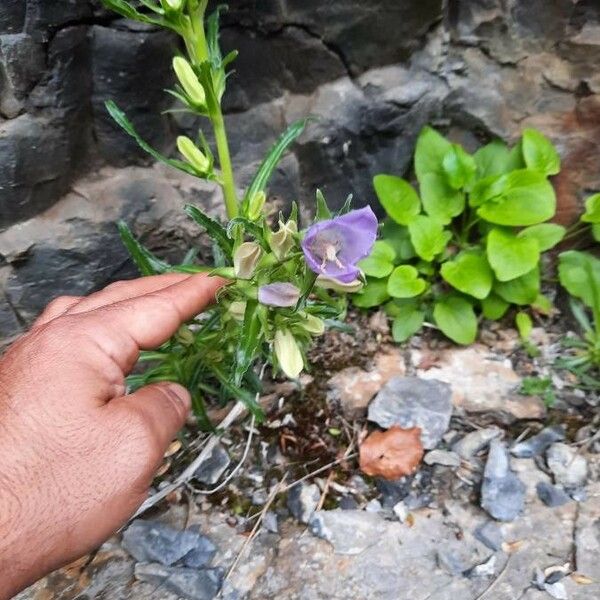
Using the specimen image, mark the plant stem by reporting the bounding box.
[212,107,238,218]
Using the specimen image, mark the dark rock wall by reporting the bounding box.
[1,0,599,343]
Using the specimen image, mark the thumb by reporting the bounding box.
[109,382,191,464]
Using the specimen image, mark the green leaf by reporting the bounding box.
[242,119,308,214]
[414,126,452,180]
[420,172,465,224]
[515,311,533,341]
[440,251,493,299]
[184,204,233,258]
[233,300,264,386]
[442,144,477,189]
[494,266,540,305]
[569,298,592,333]
[118,221,171,276]
[373,174,420,225]
[105,101,200,177]
[558,251,600,309]
[387,265,427,298]
[352,279,390,308]
[392,307,425,342]
[518,223,565,251]
[315,189,332,221]
[581,193,600,224]
[532,293,553,315]
[433,296,478,345]
[522,128,560,176]
[476,169,556,226]
[408,215,452,262]
[487,228,540,281]
[101,0,166,26]
[381,220,415,260]
[474,140,512,178]
[358,241,396,278]
[482,294,510,320]
[593,224,600,242]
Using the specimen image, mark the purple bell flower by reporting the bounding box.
[258,282,300,307]
[301,206,378,283]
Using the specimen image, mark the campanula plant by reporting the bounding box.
[353,126,564,345]
[101,0,375,427]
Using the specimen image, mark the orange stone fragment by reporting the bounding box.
[359,426,424,480]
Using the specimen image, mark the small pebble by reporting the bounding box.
[536,482,571,507]
[511,426,565,458]
[474,521,503,551]
[424,449,461,468]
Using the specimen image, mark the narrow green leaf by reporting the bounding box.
[518,223,565,251]
[481,293,509,320]
[487,228,540,282]
[522,128,560,176]
[440,251,493,299]
[184,204,233,258]
[387,265,427,298]
[118,221,171,276]
[373,174,420,225]
[392,308,425,342]
[233,300,263,386]
[315,189,332,221]
[433,296,478,345]
[101,0,165,26]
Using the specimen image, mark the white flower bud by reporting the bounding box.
[269,219,298,261]
[247,191,266,221]
[177,136,210,174]
[228,301,246,321]
[233,242,262,279]
[274,329,304,379]
[316,275,364,294]
[172,56,206,106]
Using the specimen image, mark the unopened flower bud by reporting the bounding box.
[300,313,325,336]
[274,329,303,379]
[228,300,246,321]
[233,242,262,279]
[172,57,206,106]
[316,275,364,293]
[177,136,210,174]
[269,219,298,261]
[248,191,266,221]
[175,325,195,346]
[258,282,300,307]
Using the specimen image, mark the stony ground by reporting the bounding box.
[16,314,600,600]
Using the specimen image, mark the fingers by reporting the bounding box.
[108,382,191,465]
[33,295,83,327]
[66,273,194,316]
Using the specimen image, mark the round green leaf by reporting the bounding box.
[522,128,560,176]
[414,126,452,180]
[474,140,512,178]
[442,144,476,190]
[420,172,465,224]
[408,215,452,262]
[352,278,390,308]
[433,296,478,345]
[493,267,540,305]
[581,193,600,224]
[374,175,421,225]
[477,169,556,226]
[518,223,565,251]
[392,308,425,342]
[381,219,416,260]
[358,240,396,278]
[387,265,427,298]
[440,251,493,299]
[481,293,509,320]
[558,250,600,309]
[487,228,540,282]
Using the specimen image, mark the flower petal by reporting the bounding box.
[258,282,300,307]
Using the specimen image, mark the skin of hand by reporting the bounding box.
[0,273,225,598]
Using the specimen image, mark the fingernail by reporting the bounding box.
[165,383,191,411]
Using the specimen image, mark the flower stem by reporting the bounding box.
[212,107,238,219]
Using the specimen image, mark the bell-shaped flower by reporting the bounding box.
[233,242,262,279]
[301,207,378,283]
[258,282,300,307]
[274,329,303,379]
[177,136,210,174]
[172,57,206,107]
[269,219,298,261]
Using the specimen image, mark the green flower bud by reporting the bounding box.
[172,56,206,107]
[229,300,246,321]
[274,329,304,379]
[247,190,266,221]
[162,0,183,10]
[177,136,210,174]
[233,242,262,279]
[175,325,195,346]
[316,275,364,293]
[269,219,298,261]
[299,313,325,336]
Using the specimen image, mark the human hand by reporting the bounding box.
[0,273,225,598]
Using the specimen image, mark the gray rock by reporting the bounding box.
[339,496,359,510]
[262,511,278,534]
[364,499,382,513]
[309,510,387,555]
[511,426,565,458]
[480,441,526,522]
[536,482,572,508]
[452,427,503,460]
[287,482,320,524]
[367,377,453,449]
[424,449,461,467]
[546,443,588,489]
[122,520,216,568]
[134,562,223,600]
[466,555,497,579]
[193,443,231,485]
[473,521,504,551]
